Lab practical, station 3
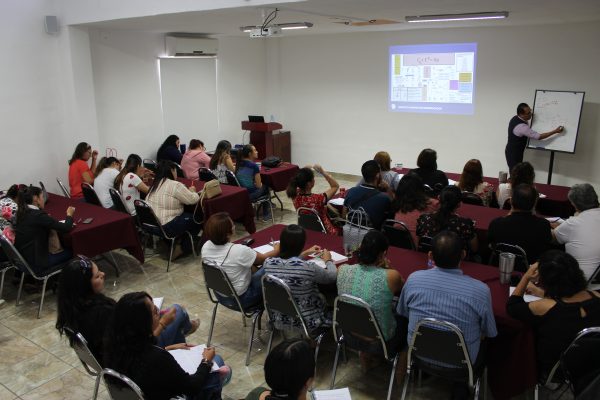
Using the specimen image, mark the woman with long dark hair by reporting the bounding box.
[14,186,74,273]
[56,256,199,363]
[93,157,121,209]
[416,185,477,253]
[286,165,340,235]
[209,140,235,184]
[245,339,315,400]
[146,160,200,257]
[410,148,449,193]
[114,154,152,215]
[457,159,494,206]
[235,144,271,221]
[68,142,98,199]
[157,134,183,164]
[105,292,230,400]
[497,161,535,208]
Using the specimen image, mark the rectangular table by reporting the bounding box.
[239,224,536,400]
[179,178,256,234]
[260,162,299,192]
[44,193,144,263]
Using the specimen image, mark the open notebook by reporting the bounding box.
[311,388,352,400]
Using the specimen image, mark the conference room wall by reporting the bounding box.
[87,31,268,159]
[274,22,600,190]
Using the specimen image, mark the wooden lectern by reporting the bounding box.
[241,121,291,162]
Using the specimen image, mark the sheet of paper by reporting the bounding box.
[509,286,542,303]
[169,345,219,374]
[328,197,345,206]
[329,251,348,264]
[447,178,457,185]
[153,297,164,311]
[312,388,352,400]
[539,193,547,199]
[253,241,279,255]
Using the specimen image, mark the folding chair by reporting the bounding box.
[417,236,433,253]
[224,170,239,186]
[226,170,274,224]
[382,219,416,250]
[262,274,327,368]
[56,178,70,198]
[39,181,49,203]
[488,243,529,273]
[586,264,600,287]
[462,191,484,206]
[202,261,264,366]
[134,200,197,271]
[101,369,145,400]
[109,188,129,214]
[82,183,102,206]
[199,168,218,182]
[401,318,487,400]
[64,328,102,400]
[297,207,326,234]
[0,232,64,318]
[143,159,157,173]
[0,259,14,299]
[330,294,400,400]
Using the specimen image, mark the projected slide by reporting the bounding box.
[389,43,477,115]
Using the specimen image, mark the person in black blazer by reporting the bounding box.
[14,186,74,274]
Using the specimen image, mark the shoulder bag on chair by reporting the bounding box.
[198,179,222,212]
[342,208,373,254]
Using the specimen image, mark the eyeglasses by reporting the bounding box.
[76,255,93,273]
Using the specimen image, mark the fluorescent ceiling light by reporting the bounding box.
[240,22,313,32]
[405,12,508,23]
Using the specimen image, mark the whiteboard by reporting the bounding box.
[527,90,585,154]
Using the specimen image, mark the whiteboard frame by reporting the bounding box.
[527,89,585,154]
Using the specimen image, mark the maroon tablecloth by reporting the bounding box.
[394,167,574,218]
[44,193,144,263]
[179,178,256,234]
[239,224,536,399]
[260,163,299,192]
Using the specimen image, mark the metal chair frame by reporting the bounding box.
[586,264,600,286]
[108,188,129,214]
[82,182,102,206]
[134,200,197,272]
[417,235,433,253]
[488,242,529,272]
[56,178,70,198]
[0,232,64,318]
[39,181,49,203]
[101,368,145,400]
[0,261,15,299]
[199,168,218,182]
[297,207,327,234]
[143,159,157,173]
[382,219,416,250]
[202,261,264,366]
[64,328,102,400]
[330,294,399,400]
[226,170,274,224]
[462,191,485,206]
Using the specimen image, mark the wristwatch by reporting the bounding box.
[200,358,213,367]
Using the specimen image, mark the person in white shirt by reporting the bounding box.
[201,212,279,308]
[553,183,600,281]
[93,157,121,208]
[114,154,152,215]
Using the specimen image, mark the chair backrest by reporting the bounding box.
[65,328,102,377]
[82,183,102,206]
[39,181,49,203]
[345,208,372,229]
[409,318,474,385]
[262,274,310,337]
[502,198,512,210]
[56,178,70,198]
[101,369,145,400]
[297,207,326,233]
[143,159,157,173]
[109,188,129,214]
[382,219,415,250]
[489,242,529,272]
[199,168,218,182]
[333,294,390,359]
[0,232,38,278]
[587,264,600,286]
[461,191,484,206]
[133,200,171,239]
[201,261,243,308]
[560,327,600,395]
[417,235,433,253]
[173,163,184,178]
[224,170,240,186]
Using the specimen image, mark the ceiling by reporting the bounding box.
[79,0,600,36]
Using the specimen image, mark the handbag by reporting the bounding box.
[342,208,372,255]
[48,229,64,254]
[262,156,281,168]
[201,179,222,200]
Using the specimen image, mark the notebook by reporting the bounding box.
[509,287,542,303]
[169,345,220,374]
[311,388,352,400]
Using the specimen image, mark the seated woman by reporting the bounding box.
[201,212,279,308]
[56,256,199,363]
[264,224,337,331]
[286,165,340,235]
[14,186,74,274]
[156,134,183,164]
[146,161,200,257]
[246,339,315,400]
[236,144,272,221]
[337,230,405,359]
[391,173,440,244]
[181,139,211,180]
[410,148,449,194]
[93,157,121,209]
[457,159,494,206]
[68,142,98,199]
[358,151,401,191]
[0,184,20,243]
[114,154,152,215]
[497,161,535,209]
[507,250,600,378]
[417,185,478,255]
[105,292,231,400]
[209,140,235,184]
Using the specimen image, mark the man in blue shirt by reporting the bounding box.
[397,231,497,364]
[343,160,391,229]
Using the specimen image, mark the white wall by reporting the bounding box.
[273,22,600,189]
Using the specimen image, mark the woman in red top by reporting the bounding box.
[286,165,340,235]
[68,142,98,199]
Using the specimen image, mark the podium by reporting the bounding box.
[241,121,291,162]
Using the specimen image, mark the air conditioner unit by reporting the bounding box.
[165,36,218,56]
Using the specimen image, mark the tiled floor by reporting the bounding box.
[0,173,520,400]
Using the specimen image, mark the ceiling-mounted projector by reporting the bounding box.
[249,26,282,38]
